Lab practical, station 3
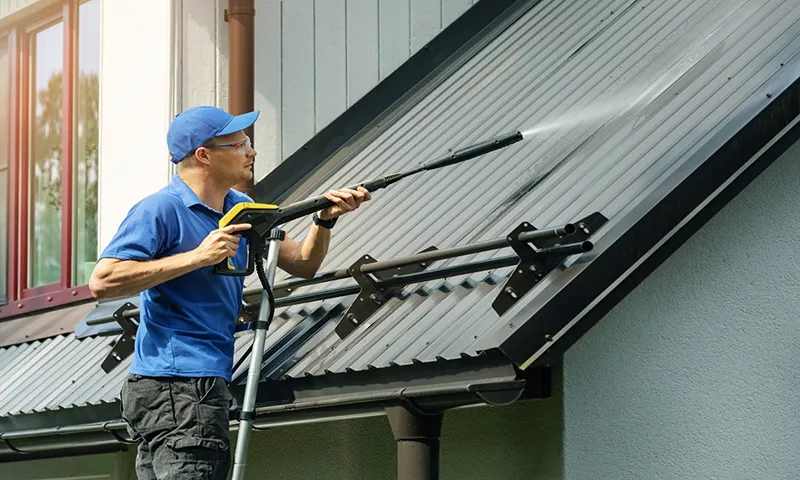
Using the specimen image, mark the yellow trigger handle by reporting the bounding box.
[214,202,280,276]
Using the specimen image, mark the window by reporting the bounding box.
[0,0,99,318]
[0,37,9,305]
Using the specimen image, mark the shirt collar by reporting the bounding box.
[169,175,238,214]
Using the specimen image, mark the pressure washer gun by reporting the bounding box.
[220,130,523,480]
[213,129,524,282]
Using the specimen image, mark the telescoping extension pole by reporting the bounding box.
[231,229,284,480]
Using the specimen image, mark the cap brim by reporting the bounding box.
[217,110,260,136]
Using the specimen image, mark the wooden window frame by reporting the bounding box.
[0,0,96,319]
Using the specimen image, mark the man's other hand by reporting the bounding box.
[319,187,372,220]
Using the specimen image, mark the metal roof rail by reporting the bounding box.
[91,212,607,373]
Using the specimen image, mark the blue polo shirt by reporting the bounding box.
[99,175,252,382]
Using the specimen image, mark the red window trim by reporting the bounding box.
[1,0,96,320]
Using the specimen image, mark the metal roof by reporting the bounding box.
[5,0,800,419]
[242,0,800,377]
[0,334,124,416]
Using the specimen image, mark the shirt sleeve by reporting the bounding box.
[98,197,170,262]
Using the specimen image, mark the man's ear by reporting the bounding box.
[193,146,213,166]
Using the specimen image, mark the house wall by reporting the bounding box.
[181,0,479,183]
[1,451,130,480]
[0,0,38,19]
[562,139,800,478]
[231,373,564,480]
[96,0,478,250]
[98,0,176,250]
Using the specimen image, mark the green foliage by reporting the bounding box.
[30,70,99,287]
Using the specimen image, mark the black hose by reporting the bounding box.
[231,254,276,379]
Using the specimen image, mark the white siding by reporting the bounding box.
[98,0,174,251]
[181,0,228,109]
[0,0,38,20]
[248,0,476,175]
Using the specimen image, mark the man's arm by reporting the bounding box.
[276,187,371,279]
[89,223,253,299]
[277,226,331,279]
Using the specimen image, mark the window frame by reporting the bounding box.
[0,0,96,319]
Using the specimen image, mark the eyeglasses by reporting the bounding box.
[203,136,252,151]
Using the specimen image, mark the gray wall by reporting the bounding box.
[1,451,128,480]
[237,376,564,480]
[563,140,800,479]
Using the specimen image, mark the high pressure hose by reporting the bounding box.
[231,252,276,380]
[255,254,276,326]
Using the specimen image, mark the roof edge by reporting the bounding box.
[0,356,550,462]
[495,64,800,368]
[233,352,548,411]
[253,0,531,204]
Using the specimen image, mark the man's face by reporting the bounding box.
[201,131,256,186]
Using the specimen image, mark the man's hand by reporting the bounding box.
[194,223,252,266]
[318,187,372,220]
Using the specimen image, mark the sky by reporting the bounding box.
[35,0,100,112]
[35,0,100,84]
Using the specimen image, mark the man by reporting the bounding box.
[89,106,370,479]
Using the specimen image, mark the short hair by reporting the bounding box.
[176,153,197,171]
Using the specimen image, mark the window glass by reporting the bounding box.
[0,38,8,302]
[30,22,64,288]
[74,0,100,285]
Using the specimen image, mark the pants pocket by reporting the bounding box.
[165,436,231,479]
[194,377,218,404]
[122,375,177,435]
[191,378,233,441]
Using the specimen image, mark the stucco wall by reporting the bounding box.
[563,140,800,478]
[1,451,127,480]
[234,377,563,480]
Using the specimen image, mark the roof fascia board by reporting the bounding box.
[0,401,120,437]
[233,352,548,410]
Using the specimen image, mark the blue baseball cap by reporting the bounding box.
[167,106,260,163]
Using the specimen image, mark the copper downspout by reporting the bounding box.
[226,0,256,198]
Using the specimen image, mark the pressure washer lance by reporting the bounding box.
[221,130,523,480]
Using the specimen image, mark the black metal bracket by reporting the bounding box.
[492,212,608,316]
[100,302,139,373]
[335,247,437,339]
[236,302,260,325]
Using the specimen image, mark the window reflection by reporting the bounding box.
[74,0,100,285]
[30,22,64,288]
[0,38,8,302]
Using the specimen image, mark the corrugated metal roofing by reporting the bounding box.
[244,0,800,377]
[0,332,254,417]
[4,0,800,418]
[0,335,124,416]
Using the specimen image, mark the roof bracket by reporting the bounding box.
[492,212,608,315]
[100,302,139,374]
[335,247,438,339]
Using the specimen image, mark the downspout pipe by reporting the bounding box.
[386,404,444,480]
[226,0,256,198]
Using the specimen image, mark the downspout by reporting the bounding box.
[386,405,444,480]
[168,0,183,180]
[226,0,256,198]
